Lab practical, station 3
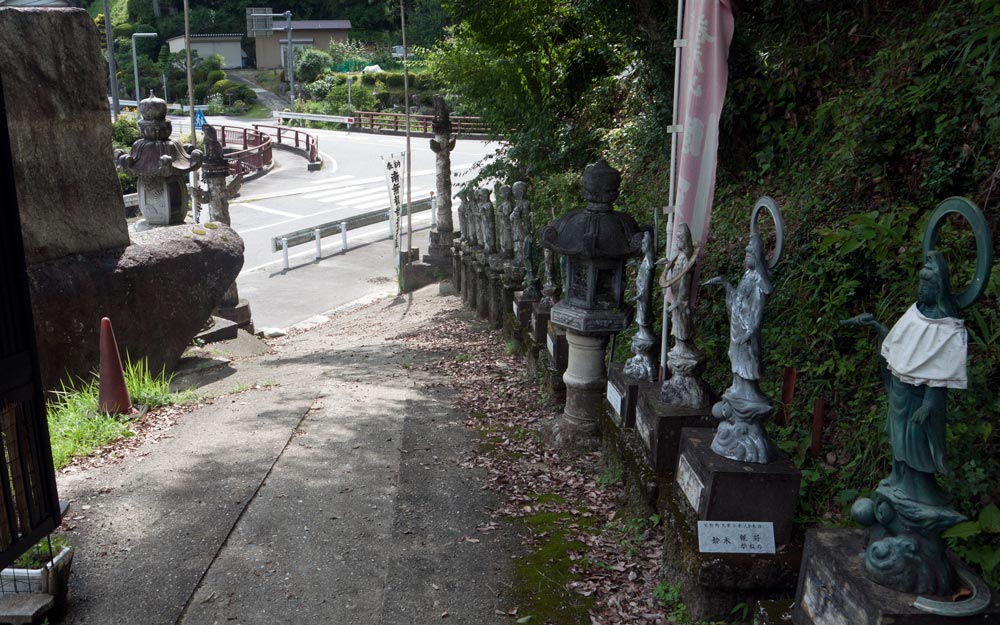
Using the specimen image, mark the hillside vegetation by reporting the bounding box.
[427,0,1000,584]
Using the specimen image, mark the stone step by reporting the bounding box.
[0,592,55,625]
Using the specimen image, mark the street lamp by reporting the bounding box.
[131,32,158,103]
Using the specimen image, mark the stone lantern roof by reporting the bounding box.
[115,92,203,177]
[540,158,642,260]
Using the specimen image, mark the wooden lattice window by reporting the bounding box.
[0,73,62,569]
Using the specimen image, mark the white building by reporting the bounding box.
[167,33,245,69]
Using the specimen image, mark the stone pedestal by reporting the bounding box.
[754,600,794,625]
[423,230,456,268]
[215,298,254,334]
[475,260,489,319]
[551,331,609,445]
[658,488,802,623]
[606,362,640,429]
[514,293,537,328]
[793,529,1000,625]
[676,428,800,546]
[546,323,569,375]
[487,268,503,329]
[635,386,714,473]
[530,304,550,345]
[463,252,477,309]
[452,245,463,295]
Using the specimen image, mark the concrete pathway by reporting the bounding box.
[227,70,291,112]
[54,287,515,625]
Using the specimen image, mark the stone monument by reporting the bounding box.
[189,124,253,333]
[425,94,457,269]
[2,8,242,390]
[540,158,642,447]
[793,197,997,625]
[115,93,203,228]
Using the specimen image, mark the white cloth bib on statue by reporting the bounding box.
[881,303,968,389]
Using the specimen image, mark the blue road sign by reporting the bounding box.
[194,110,207,129]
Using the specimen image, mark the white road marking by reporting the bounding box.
[238,202,302,218]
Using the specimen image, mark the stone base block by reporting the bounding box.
[754,600,794,625]
[606,362,640,429]
[530,305,550,345]
[676,428,800,546]
[475,268,489,318]
[659,489,801,623]
[215,298,253,334]
[546,325,569,375]
[487,272,503,329]
[514,294,537,327]
[634,386,714,473]
[196,316,239,343]
[401,261,437,292]
[793,529,1000,625]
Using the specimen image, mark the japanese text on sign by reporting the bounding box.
[696,521,775,554]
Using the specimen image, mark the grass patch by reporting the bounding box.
[47,358,196,469]
[230,103,273,118]
[513,512,593,625]
[11,535,70,569]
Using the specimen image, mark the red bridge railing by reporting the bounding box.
[216,126,273,176]
[252,124,320,165]
[353,111,489,136]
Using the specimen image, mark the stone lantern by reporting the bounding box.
[540,158,643,445]
[115,92,202,227]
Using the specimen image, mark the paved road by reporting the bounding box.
[192,120,498,331]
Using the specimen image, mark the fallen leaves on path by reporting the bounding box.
[397,311,670,625]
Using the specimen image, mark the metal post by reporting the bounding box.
[162,73,168,101]
[102,0,119,121]
[131,33,157,102]
[430,193,437,228]
[183,0,200,218]
[314,228,322,260]
[347,77,353,114]
[281,237,289,271]
[285,12,295,105]
[400,0,412,255]
[340,221,348,252]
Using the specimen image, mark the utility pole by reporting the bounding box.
[285,11,294,105]
[183,0,199,218]
[102,0,119,121]
[131,32,157,102]
[400,0,411,255]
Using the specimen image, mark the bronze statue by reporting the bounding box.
[844,197,993,606]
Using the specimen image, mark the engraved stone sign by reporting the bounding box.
[636,406,652,450]
[547,333,555,357]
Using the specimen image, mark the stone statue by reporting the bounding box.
[497,184,514,258]
[843,197,993,603]
[657,223,713,408]
[511,181,529,265]
[188,124,247,319]
[623,230,657,381]
[521,192,541,300]
[703,197,784,464]
[477,188,496,255]
[429,95,456,233]
[457,188,469,244]
[540,248,561,308]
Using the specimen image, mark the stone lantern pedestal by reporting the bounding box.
[540,159,642,448]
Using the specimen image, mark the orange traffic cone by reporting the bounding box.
[97,317,132,415]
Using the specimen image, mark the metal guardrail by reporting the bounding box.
[271,195,435,270]
[272,111,356,126]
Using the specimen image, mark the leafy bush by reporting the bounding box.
[206,70,226,84]
[111,116,139,150]
[295,48,333,84]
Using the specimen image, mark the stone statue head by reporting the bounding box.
[513,180,527,200]
[746,233,773,295]
[498,185,512,201]
[918,250,959,318]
